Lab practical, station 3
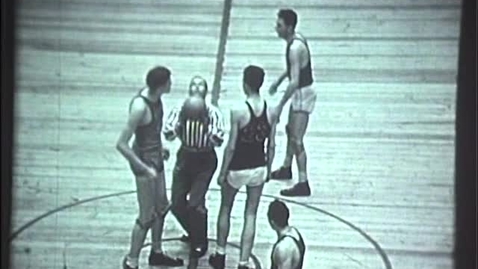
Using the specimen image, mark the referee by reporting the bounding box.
[163,76,225,257]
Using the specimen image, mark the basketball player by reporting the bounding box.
[116,66,183,269]
[268,199,306,269]
[163,76,225,258]
[209,65,280,269]
[269,9,315,197]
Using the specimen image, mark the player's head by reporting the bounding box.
[188,76,208,98]
[243,65,265,95]
[276,9,297,39]
[267,199,290,231]
[146,66,171,94]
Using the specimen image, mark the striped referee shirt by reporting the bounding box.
[163,103,225,150]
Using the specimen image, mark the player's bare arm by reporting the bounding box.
[217,108,240,185]
[273,237,299,269]
[116,98,155,178]
[266,111,278,180]
[279,41,304,109]
[269,70,289,95]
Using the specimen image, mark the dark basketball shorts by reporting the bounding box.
[130,150,170,221]
[129,150,165,176]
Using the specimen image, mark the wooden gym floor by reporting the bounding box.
[10,0,460,268]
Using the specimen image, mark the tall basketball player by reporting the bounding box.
[269,9,316,197]
[116,66,183,269]
[163,76,225,258]
[268,199,306,269]
[209,65,280,269]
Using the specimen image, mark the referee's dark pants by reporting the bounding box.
[171,146,218,249]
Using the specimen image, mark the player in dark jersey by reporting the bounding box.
[269,9,316,197]
[163,76,225,258]
[208,66,280,269]
[116,66,183,269]
[268,199,306,269]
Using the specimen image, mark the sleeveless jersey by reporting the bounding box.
[228,101,271,171]
[270,227,306,269]
[286,34,314,88]
[130,91,164,166]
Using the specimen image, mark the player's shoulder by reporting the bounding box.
[290,42,306,53]
[130,95,148,113]
[228,102,248,120]
[274,236,298,258]
[290,35,308,50]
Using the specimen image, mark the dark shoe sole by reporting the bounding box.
[280,189,311,197]
[270,177,293,181]
[148,254,184,267]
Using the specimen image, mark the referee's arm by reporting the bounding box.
[208,105,225,147]
[163,107,181,141]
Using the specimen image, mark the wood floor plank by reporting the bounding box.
[226,39,460,57]
[228,19,460,39]
[231,0,459,8]
[223,54,458,70]
[15,49,219,87]
[230,6,461,20]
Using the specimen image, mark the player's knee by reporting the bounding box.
[157,203,171,218]
[135,216,155,230]
[244,203,260,218]
[245,205,259,217]
[291,138,305,154]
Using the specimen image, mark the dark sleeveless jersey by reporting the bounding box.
[286,34,314,88]
[130,92,163,157]
[228,101,271,171]
[270,227,306,269]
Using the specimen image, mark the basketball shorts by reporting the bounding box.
[130,150,165,176]
[227,166,267,190]
[135,169,170,222]
[291,85,317,114]
[130,148,170,220]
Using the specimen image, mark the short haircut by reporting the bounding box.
[268,199,290,228]
[278,9,298,28]
[146,66,171,90]
[243,65,265,93]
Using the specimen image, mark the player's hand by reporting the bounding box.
[269,83,279,95]
[144,166,158,180]
[162,148,170,161]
